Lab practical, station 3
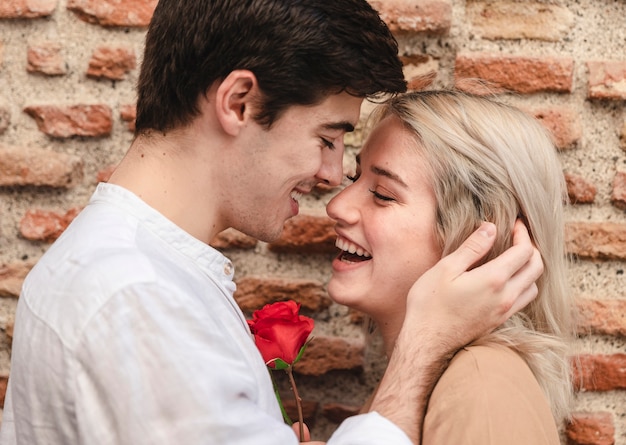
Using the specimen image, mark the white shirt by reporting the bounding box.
[1,183,410,444]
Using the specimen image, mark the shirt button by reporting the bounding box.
[223,261,233,275]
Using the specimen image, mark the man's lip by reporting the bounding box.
[294,186,313,194]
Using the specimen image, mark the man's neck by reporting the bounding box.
[108,133,224,244]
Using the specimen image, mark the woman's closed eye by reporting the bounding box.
[369,189,395,202]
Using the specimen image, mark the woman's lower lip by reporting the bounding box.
[332,254,367,272]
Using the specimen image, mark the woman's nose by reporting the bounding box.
[326,184,358,224]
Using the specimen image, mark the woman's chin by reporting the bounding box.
[327,282,364,310]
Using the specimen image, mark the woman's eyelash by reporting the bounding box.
[369,189,394,201]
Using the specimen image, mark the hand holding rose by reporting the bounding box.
[248,301,314,441]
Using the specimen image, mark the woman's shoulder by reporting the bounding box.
[449,343,528,376]
[433,343,541,402]
[428,344,528,398]
[423,343,560,445]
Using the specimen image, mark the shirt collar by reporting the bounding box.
[90,182,235,281]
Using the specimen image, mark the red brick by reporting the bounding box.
[0,107,10,134]
[322,403,361,423]
[370,0,451,35]
[577,298,626,337]
[400,54,438,91]
[455,53,574,94]
[24,104,112,138]
[0,0,57,18]
[587,60,626,100]
[0,144,83,187]
[565,173,597,204]
[565,222,626,260]
[20,207,82,242]
[87,46,136,80]
[0,260,35,298]
[0,375,7,409]
[281,398,318,428]
[27,43,66,76]
[467,2,574,42]
[120,104,136,132]
[532,106,582,150]
[610,171,626,210]
[96,164,117,183]
[573,354,626,392]
[209,228,257,250]
[234,277,332,313]
[295,336,364,376]
[566,412,615,445]
[67,0,157,27]
[268,214,336,254]
[5,320,13,339]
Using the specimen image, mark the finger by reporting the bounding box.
[292,422,311,442]
[500,247,543,318]
[443,221,496,275]
[505,282,538,318]
[511,219,533,248]
[468,220,535,283]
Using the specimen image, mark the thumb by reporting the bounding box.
[445,221,496,273]
[292,422,311,442]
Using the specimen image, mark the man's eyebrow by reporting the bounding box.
[322,121,355,133]
[356,154,408,188]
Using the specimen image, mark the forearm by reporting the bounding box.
[368,327,453,444]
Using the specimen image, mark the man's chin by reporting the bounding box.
[250,226,285,244]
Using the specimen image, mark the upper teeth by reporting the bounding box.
[291,191,303,202]
[335,237,371,258]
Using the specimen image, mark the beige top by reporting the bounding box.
[423,344,560,445]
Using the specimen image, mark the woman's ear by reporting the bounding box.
[214,70,259,136]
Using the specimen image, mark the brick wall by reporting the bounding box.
[1,0,625,443]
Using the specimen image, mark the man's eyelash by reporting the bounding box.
[321,138,335,150]
[346,174,358,182]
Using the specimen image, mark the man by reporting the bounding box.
[1,1,542,444]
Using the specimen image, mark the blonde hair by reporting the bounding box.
[370,90,575,421]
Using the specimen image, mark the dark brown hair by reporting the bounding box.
[135,0,407,134]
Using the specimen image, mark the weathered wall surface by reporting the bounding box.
[0,0,624,443]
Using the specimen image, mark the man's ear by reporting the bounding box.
[214,70,259,136]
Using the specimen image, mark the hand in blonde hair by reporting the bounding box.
[367,219,542,443]
[405,219,542,350]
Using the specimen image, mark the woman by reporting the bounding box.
[327,90,575,444]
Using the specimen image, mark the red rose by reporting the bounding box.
[247,301,314,368]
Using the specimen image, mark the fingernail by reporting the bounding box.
[479,222,496,237]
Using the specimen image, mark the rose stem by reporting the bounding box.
[286,366,304,441]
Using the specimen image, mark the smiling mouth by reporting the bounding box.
[291,190,303,203]
[335,237,372,263]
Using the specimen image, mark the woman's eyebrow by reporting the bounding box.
[371,165,408,188]
[356,154,408,188]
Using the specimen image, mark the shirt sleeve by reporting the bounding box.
[328,412,413,445]
[74,282,412,444]
[422,345,560,445]
[74,282,299,444]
